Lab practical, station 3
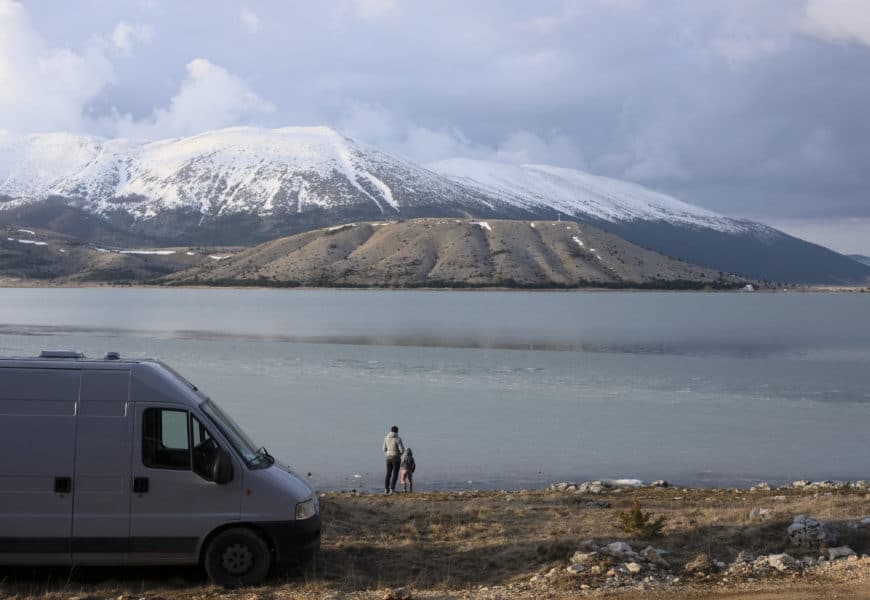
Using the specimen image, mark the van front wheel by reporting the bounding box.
[204,528,271,587]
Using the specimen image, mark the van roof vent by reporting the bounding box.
[39,350,85,359]
[105,352,121,360]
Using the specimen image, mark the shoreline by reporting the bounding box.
[315,478,870,495]
[2,484,868,600]
[0,278,867,292]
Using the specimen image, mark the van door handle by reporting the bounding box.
[133,477,149,494]
[54,477,72,494]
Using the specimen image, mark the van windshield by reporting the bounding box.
[200,399,264,468]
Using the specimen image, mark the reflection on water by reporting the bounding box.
[0,323,810,356]
[1,288,869,489]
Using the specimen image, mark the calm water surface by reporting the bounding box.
[1,288,868,490]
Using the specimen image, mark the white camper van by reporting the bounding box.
[0,351,321,586]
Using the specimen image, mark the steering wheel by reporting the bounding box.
[195,437,219,453]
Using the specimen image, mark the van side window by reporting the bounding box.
[142,408,191,470]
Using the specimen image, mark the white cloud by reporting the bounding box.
[527,15,563,34]
[335,102,400,145]
[712,35,789,64]
[495,130,584,168]
[240,8,262,34]
[527,0,646,33]
[595,120,691,183]
[113,58,275,139]
[353,0,399,20]
[0,0,114,133]
[706,1,799,65]
[802,0,870,47]
[336,102,584,168]
[709,0,870,62]
[335,102,482,162]
[111,21,153,55]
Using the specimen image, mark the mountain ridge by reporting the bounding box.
[849,254,870,267]
[161,218,747,289]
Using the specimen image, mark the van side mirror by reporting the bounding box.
[212,448,234,484]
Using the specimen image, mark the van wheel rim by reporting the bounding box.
[221,543,254,574]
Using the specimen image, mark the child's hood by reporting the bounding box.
[403,448,413,457]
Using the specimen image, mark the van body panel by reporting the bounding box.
[130,362,200,407]
[241,465,314,521]
[0,368,78,562]
[71,370,133,564]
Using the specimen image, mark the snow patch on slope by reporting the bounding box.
[430,158,747,233]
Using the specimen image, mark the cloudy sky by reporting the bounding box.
[1,0,869,253]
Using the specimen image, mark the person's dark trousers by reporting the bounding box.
[385,457,401,491]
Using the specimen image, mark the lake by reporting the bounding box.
[0,288,868,490]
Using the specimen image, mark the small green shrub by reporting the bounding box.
[616,499,666,538]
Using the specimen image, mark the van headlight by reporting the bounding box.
[295,498,317,520]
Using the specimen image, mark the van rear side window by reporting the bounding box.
[142,408,191,470]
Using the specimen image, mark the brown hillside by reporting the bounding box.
[162,219,739,288]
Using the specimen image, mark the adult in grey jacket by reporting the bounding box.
[383,425,404,494]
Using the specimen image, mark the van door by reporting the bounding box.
[129,405,241,563]
[0,368,79,564]
[71,370,133,564]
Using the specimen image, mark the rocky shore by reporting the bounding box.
[1,481,869,600]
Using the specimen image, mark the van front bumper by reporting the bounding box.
[259,515,322,564]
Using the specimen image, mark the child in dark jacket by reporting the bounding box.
[400,448,416,492]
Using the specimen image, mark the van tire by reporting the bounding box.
[204,527,271,587]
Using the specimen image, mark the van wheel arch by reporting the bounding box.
[199,523,278,579]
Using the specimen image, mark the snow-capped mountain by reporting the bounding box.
[0,127,504,220]
[1,126,868,284]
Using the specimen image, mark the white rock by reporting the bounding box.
[549,482,578,491]
[624,562,643,574]
[749,507,772,521]
[767,553,797,572]
[828,546,856,560]
[570,551,599,564]
[604,541,635,558]
[578,480,608,494]
[566,563,587,575]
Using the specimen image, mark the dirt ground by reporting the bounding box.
[1,487,869,599]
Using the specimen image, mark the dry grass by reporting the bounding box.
[1,487,868,599]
